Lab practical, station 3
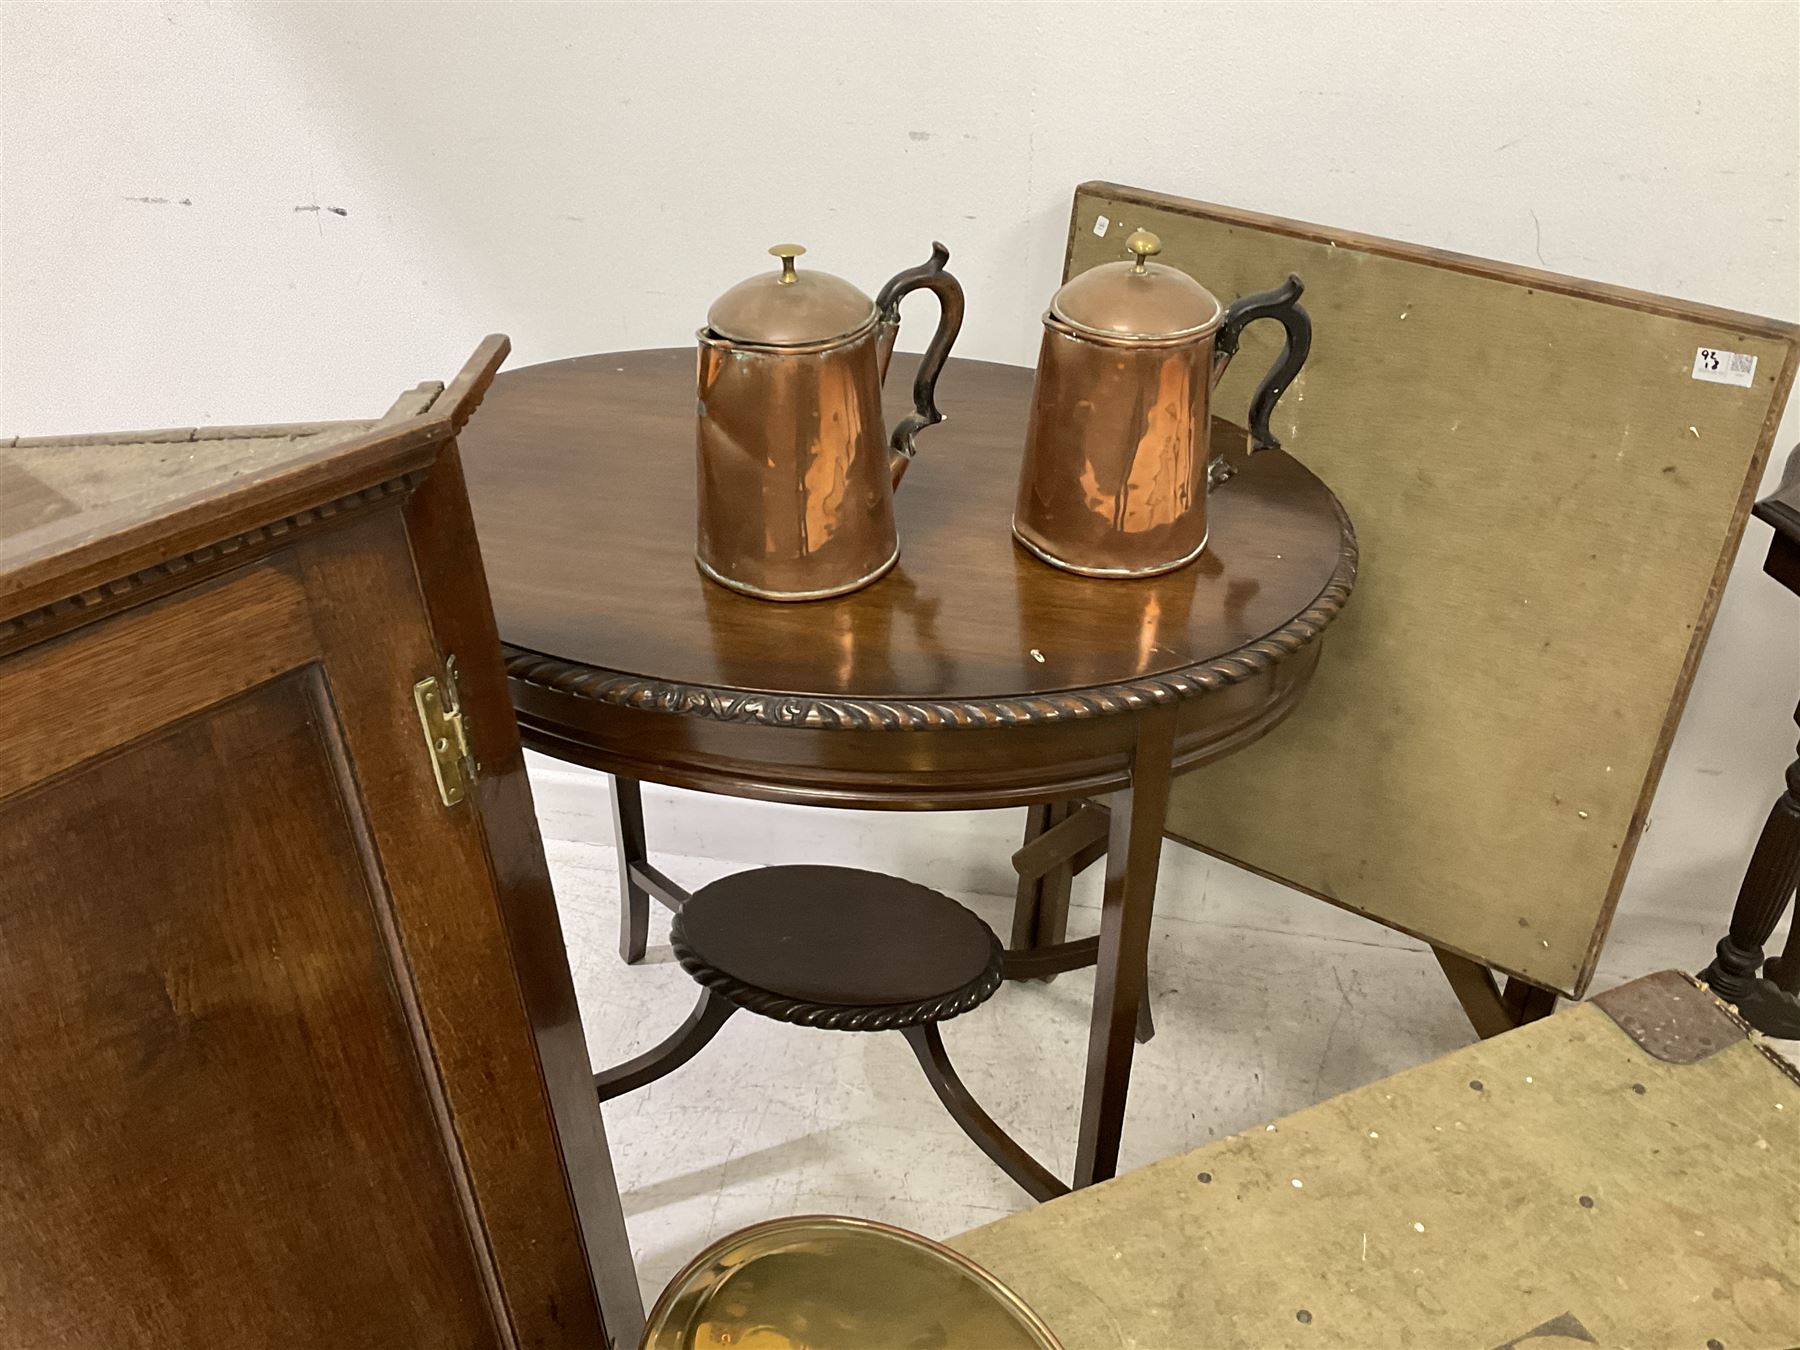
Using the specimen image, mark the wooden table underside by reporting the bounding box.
[461,349,1357,1189]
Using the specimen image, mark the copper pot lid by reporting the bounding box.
[706,245,878,347]
[1049,230,1223,341]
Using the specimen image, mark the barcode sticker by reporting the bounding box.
[1692,347,1757,387]
[1092,215,1110,238]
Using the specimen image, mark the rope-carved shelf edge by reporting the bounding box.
[672,927,1005,1032]
[502,503,1359,732]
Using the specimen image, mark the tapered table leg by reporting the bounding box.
[1074,704,1178,1189]
[611,774,651,964]
[1010,801,1075,976]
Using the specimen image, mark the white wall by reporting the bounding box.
[5,2,1797,957]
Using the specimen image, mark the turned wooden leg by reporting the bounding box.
[1700,718,1800,1037]
[903,1023,1069,1202]
[611,775,651,964]
[1074,704,1177,1189]
[1764,894,1800,993]
[1010,801,1076,976]
[593,990,735,1101]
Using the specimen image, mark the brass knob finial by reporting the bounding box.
[1125,229,1161,274]
[769,243,806,284]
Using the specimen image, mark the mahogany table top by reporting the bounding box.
[459,348,1353,721]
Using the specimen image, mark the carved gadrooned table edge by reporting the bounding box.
[671,920,1005,1032]
[501,502,1358,732]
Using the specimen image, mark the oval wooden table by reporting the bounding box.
[460,348,1357,1192]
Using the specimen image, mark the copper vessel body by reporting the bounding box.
[697,324,902,602]
[1013,320,1218,578]
[696,242,963,602]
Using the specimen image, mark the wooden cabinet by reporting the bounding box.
[0,341,642,1349]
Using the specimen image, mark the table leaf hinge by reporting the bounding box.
[414,654,478,806]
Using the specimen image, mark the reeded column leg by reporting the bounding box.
[1074,704,1177,1189]
[1700,714,1800,1037]
[611,775,651,964]
[1764,901,1800,993]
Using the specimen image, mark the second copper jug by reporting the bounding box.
[1012,229,1311,578]
[697,243,964,601]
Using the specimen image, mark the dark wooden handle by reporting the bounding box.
[1215,275,1311,453]
[874,242,966,477]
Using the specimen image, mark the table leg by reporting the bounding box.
[611,774,651,964]
[1434,948,1558,1039]
[1699,712,1800,1038]
[1074,704,1177,1189]
[1764,902,1800,993]
[1010,801,1075,975]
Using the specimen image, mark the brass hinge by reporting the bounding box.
[414,654,479,806]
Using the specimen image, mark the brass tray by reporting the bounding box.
[643,1214,1063,1350]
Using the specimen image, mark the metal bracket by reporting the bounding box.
[414,654,478,807]
[1594,969,1739,1065]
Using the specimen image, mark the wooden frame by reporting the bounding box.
[1,343,643,1347]
[1064,182,1799,1010]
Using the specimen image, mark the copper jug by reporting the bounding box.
[1012,229,1311,578]
[696,243,964,601]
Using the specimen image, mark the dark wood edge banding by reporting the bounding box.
[503,501,1358,731]
[1073,182,1800,339]
[0,471,426,646]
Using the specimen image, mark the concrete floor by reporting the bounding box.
[539,774,1796,1308]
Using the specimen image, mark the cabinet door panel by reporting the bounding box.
[2,374,642,1346]
[293,508,623,1347]
[2,466,628,1348]
[0,563,312,797]
[0,667,501,1349]
[403,438,644,1335]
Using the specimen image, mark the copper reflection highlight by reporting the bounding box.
[1014,321,1213,578]
[696,329,898,602]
